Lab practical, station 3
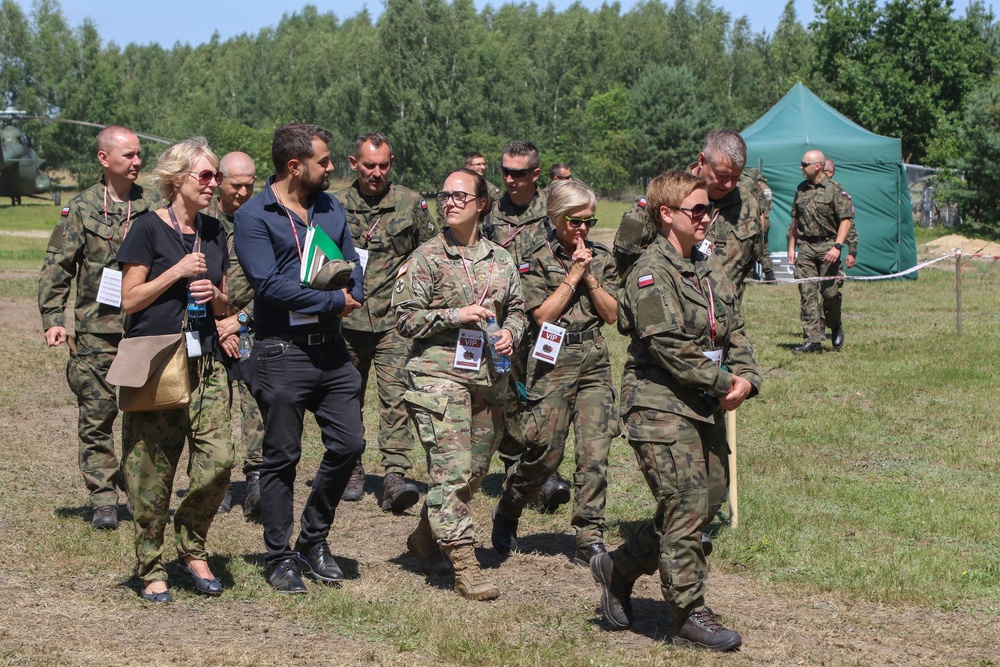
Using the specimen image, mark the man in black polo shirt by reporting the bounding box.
[234,123,365,593]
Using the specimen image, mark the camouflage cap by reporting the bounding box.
[311,260,355,291]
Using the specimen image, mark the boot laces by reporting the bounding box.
[692,608,726,633]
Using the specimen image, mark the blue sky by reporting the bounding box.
[18,0,819,47]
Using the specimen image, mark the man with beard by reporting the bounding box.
[334,133,438,512]
[234,123,365,593]
[38,126,159,529]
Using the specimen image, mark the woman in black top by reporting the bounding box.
[117,137,232,602]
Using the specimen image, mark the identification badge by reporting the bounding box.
[355,248,369,274]
[703,349,722,367]
[289,311,320,327]
[96,268,122,308]
[185,330,202,358]
[698,239,714,256]
[531,322,566,365]
[453,328,485,371]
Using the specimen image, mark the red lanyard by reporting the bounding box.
[361,214,383,246]
[448,232,495,306]
[103,185,132,253]
[499,223,526,248]
[699,277,717,348]
[271,183,312,262]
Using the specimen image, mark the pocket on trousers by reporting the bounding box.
[404,389,448,450]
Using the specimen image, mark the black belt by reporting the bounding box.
[272,332,340,347]
[799,235,833,244]
[564,328,601,345]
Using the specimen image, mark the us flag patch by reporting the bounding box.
[637,198,647,209]
[61,206,70,217]
[420,200,428,210]
[638,273,654,288]
[518,262,530,274]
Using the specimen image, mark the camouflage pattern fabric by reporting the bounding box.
[826,179,860,256]
[404,374,506,546]
[704,170,763,303]
[498,233,619,547]
[235,378,263,472]
[122,356,234,584]
[743,167,775,277]
[208,198,255,320]
[484,179,503,207]
[38,179,158,508]
[612,196,656,284]
[790,176,854,240]
[615,234,760,616]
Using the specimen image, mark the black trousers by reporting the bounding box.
[250,336,363,568]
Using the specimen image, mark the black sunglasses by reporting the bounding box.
[800,161,822,168]
[565,216,598,228]
[501,165,533,178]
[675,204,712,221]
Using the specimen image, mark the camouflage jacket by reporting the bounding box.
[485,178,503,206]
[827,178,860,255]
[393,233,526,387]
[206,196,255,319]
[791,176,854,240]
[612,195,656,284]
[38,179,159,334]
[483,188,551,267]
[705,177,763,299]
[521,231,618,333]
[334,181,439,332]
[618,235,760,424]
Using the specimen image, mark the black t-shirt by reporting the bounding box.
[117,210,228,354]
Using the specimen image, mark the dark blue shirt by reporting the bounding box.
[233,177,364,338]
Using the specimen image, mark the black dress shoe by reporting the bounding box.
[267,557,307,594]
[573,542,607,566]
[295,541,345,583]
[792,341,823,354]
[179,561,223,596]
[141,587,172,603]
[832,324,845,350]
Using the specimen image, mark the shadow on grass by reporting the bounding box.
[55,500,134,523]
[116,554,237,598]
[386,550,454,592]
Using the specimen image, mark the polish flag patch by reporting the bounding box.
[637,197,647,209]
[518,262,530,274]
[60,206,70,217]
[420,200,428,210]
[638,273,654,288]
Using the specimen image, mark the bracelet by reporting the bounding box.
[563,280,576,290]
[586,281,600,290]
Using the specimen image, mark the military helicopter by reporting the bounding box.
[1,108,172,206]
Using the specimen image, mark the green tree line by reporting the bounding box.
[3,0,1000,223]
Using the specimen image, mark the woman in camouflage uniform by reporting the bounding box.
[590,171,760,651]
[491,179,619,567]
[118,138,233,603]
[392,168,525,601]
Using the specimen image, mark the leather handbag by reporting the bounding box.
[107,333,191,412]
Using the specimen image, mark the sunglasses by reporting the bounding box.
[501,165,533,178]
[675,204,712,221]
[565,216,598,228]
[436,190,479,207]
[800,161,822,168]
[190,170,224,186]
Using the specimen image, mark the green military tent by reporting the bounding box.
[742,83,918,278]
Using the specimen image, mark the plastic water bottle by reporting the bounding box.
[187,290,206,319]
[484,316,510,373]
[238,325,252,361]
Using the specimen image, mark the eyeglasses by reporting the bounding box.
[190,170,224,186]
[674,204,712,221]
[800,161,822,168]
[436,190,479,207]
[501,165,533,178]
[565,216,598,228]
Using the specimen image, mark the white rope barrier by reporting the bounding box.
[751,249,999,285]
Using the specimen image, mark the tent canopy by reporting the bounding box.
[742,83,917,278]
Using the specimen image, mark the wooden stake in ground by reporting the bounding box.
[956,250,963,338]
[727,409,738,529]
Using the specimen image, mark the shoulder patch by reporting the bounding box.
[638,273,654,288]
[518,262,530,274]
[396,260,410,278]
[841,191,849,197]
[637,198,647,209]
[420,200,428,210]
[395,277,406,293]
[61,206,70,217]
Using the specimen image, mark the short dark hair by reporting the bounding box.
[354,132,392,158]
[464,152,485,165]
[446,167,489,221]
[272,123,333,175]
[549,162,569,179]
[502,140,539,169]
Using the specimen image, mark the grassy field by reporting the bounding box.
[1,200,998,666]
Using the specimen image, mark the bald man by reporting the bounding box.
[788,150,854,353]
[206,152,265,517]
[38,126,160,529]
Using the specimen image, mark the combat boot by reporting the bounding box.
[534,472,571,513]
[243,470,261,519]
[381,472,419,513]
[443,544,500,601]
[672,607,742,652]
[217,484,233,513]
[342,462,365,502]
[406,511,451,576]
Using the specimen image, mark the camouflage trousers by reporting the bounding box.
[233,378,263,472]
[613,408,729,616]
[344,327,415,474]
[404,373,506,546]
[496,345,529,468]
[498,336,618,547]
[122,355,234,584]
[65,332,121,509]
[794,239,843,343]
[758,225,775,275]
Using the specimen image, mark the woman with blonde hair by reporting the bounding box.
[117,137,233,602]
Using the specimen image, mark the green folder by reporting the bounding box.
[300,225,345,287]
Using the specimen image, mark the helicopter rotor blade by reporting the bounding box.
[6,115,175,145]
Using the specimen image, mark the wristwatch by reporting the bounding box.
[833,243,843,250]
[237,312,249,326]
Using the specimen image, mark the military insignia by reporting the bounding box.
[420,200,428,210]
[396,260,410,277]
[395,278,406,293]
[427,221,435,232]
[60,206,70,217]
[518,262,530,274]
[638,273,654,288]
[637,198,646,209]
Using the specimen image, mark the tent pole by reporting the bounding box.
[955,251,963,337]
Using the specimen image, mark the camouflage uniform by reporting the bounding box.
[484,179,503,206]
[827,179,860,259]
[790,176,855,344]
[496,232,619,549]
[615,234,761,617]
[482,189,550,466]
[743,168,775,278]
[122,356,234,584]
[207,197,264,474]
[393,233,526,545]
[37,179,158,510]
[612,196,656,285]
[333,182,439,475]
